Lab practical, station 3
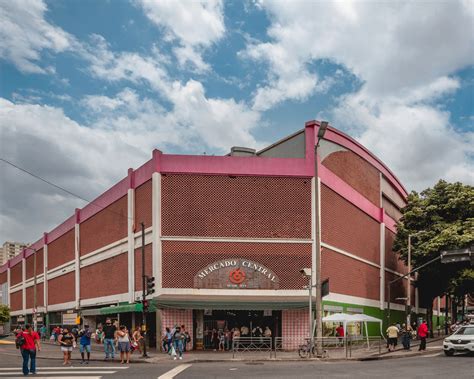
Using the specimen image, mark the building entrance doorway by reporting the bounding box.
[201,310,281,350]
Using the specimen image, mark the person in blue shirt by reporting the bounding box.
[79,325,92,364]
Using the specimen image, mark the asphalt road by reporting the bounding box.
[0,343,472,378]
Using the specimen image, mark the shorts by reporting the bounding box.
[61,346,73,352]
[79,344,91,353]
[388,337,397,345]
[118,341,131,353]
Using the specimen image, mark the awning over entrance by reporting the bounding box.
[154,295,308,310]
[81,301,158,316]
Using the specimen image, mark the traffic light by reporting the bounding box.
[142,299,149,312]
[146,276,155,296]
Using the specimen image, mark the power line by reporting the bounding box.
[0,157,133,222]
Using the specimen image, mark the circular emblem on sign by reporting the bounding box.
[229,268,246,284]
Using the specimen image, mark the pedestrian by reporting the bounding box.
[132,326,144,354]
[17,323,41,376]
[79,324,92,364]
[336,323,344,346]
[53,326,61,342]
[400,323,412,350]
[117,325,131,364]
[417,319,428,351]
[224,328,232,351]
[103,318,117,360]
[212,328,218,351]
[162,327,171,353]
[95,324,104,344]
[40,325,47,342]
[58,327,75,365]
[172,326,185,360]
[181,325,191,351]
[218,330,225,351]
[386,323,399,352]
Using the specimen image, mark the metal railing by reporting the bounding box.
[232,337,273,358]
[273,336,383,359]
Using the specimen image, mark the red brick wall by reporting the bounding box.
[162,175,311,238]
[322,150,380,206]
[80,196,128,255]
[321,185,380,264]
[80,253,128,299]
[385,229,403,272]
[25,249,43,279]
[48,272,75,305]
[385,271,407,305]
[10,290,22,311]
[10,263,22,286]
[26,283,44,308]
[162,241,311,289]
[48,229,75,269]
[135,244,152,291]
[322,248,380,301]
[135,180,152,229]
[0,271,6,284]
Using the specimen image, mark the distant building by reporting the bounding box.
[0,241,27,266]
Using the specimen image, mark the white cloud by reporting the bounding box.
[244,0,474,190]
[245,0,474,108]
[135,0,225,72]
[0,0,74,73]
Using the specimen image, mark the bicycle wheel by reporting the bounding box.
[298,346,309,358]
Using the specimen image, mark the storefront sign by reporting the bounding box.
[194,258,279,289]
[62,313,78,325]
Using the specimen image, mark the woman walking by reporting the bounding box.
[132,326,143,354]
[58,327,75,365]
[117,325,131,364]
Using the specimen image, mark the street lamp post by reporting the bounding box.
[314,121,328,356]
[300,268,313,345]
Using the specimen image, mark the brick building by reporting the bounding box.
[0,121,427,347]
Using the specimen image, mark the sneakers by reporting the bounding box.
[179,356,183,360]
[173,357,177,360]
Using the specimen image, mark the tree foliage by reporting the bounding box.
[0,304,10,324]
[394,180,474,306]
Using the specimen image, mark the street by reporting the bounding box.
[0,342,472,378]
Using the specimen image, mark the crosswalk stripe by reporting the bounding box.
[4,377,102,379]
[0,366,129,370]
[158,364,192,379]
[0,371,116,376]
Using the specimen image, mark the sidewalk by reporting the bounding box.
[2,335,445,363]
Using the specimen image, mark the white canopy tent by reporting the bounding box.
[322,312,384,346]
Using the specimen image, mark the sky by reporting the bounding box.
[0,0,473,244]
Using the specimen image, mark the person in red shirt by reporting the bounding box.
[417,320,428,351]
[336,324,345,346]
[19,324,41,375]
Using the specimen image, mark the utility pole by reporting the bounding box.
[407,234,411,326]
[141,222,148,358]
[33,248,37,331]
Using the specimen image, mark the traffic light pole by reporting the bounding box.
[141,222,148,358]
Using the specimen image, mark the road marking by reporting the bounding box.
[229,368,238,370]
[158,364,192,379]
[0,371,116,376]
[1,377,102,379]
[0,367,129,370]
[422,352,442,357]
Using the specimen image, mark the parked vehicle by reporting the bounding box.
[443,325,474,356]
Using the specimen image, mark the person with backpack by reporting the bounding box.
[16,323,41,376]
[78,324,92,364]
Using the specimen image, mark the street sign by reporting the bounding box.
[441,247,472,265]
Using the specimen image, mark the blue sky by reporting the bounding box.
[0,0,473,242]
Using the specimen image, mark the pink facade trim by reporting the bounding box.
[0,263,7,273]
[134,158,154,188]
[306,121,408,199]
[383,213,397,234]
[319,163,381,222]
[79,176,129,223]
[47,215,75,244]
[9,253,23,267]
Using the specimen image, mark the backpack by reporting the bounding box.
[15,333,26,349]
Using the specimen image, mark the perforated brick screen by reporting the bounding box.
[162,241,311,289]
[161,174,311,238]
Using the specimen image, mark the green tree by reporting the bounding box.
[0,304,10,324]
[394,180,474,335]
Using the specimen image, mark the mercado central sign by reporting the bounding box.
[194,258,280,289]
